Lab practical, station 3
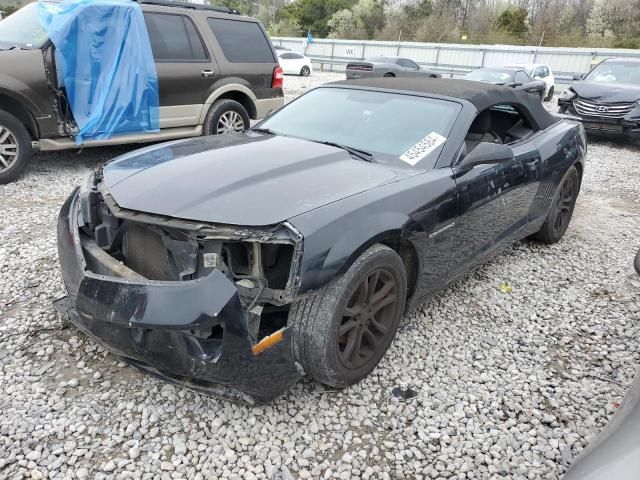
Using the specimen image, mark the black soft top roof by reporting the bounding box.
[330,77,557,129]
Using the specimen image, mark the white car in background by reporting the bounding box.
[507,64,555,101]
[277,51,313,77]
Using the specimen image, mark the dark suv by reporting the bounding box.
[0,0,284,183]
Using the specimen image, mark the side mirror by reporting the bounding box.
[456,142,514,172]
[573,74,584,81]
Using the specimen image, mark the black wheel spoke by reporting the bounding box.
[367,271,380,302]
[369,316,389,335]
[362,328,377,349]
[350,329,363,363]
[340,328,358,362]
[370,278,394,306]
[338,319,358,337]
[343,304,361,318]
[371,292,397,314]
[336,267,401,370]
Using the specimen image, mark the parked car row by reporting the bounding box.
[346,57,554,102]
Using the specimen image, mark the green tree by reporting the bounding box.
[281,0,358,37]
[495,6,528,38]
[352,0,385,39]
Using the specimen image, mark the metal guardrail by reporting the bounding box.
[272,37,640,87]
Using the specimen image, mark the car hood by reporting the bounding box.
[102,133,416,226]
[571,81,640,103]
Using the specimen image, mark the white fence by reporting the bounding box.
[272,37,640,85]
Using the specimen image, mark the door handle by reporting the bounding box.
[201,69,215,78]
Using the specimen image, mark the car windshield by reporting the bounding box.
[585,61,640,85]
[0,3,49,49]
[466,69,513,83]
[258,87,461,166]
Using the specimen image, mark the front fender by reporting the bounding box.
[293,210,415,294]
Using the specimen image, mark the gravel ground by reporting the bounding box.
[1,72,639,480]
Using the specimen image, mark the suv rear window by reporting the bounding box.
[144,13,208,62]
[207,18,274,63]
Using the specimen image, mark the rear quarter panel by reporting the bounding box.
[529,120,585,223]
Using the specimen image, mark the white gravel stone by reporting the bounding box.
[0,72,638,480]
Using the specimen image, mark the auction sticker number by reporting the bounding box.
[399,132,447,166]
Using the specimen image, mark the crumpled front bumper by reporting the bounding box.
[56,189,302,403]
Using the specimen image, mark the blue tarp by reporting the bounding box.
[38,0,159,144]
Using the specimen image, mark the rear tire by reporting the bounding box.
[202,99,250,136]
[383,72,395,77]
[544,86,555,102]
[532,166,579,244]
[300,66,311,77]
[290,244,407,388]
[0,109,32,185]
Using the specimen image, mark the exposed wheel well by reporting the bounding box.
[215,91,257,120]
[0,94,38,139]
[380,237,419,301]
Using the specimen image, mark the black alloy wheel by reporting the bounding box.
[552,174,577,237]
[337,268,399,370]
[290,244,407,387]
[532,166,580,244]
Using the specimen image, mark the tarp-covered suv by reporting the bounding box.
[0,0,284,183]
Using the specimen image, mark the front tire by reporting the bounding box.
[291,244,407,387]
[202,99,250,136]
[0,109,32,185]
[532,166,580,244]
[300,66,311,77]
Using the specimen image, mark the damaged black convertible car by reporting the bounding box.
[57,78,586,403]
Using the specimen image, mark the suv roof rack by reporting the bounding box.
[138,0,240,15]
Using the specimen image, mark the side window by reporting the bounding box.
[514,71,529,84]
[534,66,544,78]
[465,104,536,151]
[398,58,418,69]
[543,66,550,77]
[144,13,208,62]
[208,18,275,63]
[279,53,294,59]
[290,53,304,60]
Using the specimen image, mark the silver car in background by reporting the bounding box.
[345,56,441,79]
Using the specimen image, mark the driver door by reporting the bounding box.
[397,58,421,77]
[447,105,542,277]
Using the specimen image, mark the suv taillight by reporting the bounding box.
[272,66,283,89]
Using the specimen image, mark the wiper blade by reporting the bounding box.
[316,141,374,162]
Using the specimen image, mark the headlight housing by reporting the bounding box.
[559,88,576,101]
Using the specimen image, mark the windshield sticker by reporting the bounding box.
[399,132,447,166]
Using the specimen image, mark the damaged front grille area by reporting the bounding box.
[76,172,304,342]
